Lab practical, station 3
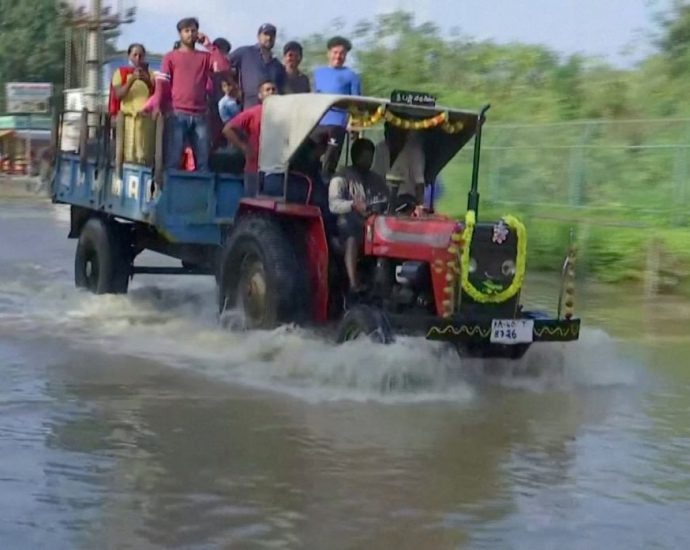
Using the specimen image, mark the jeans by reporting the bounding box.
[165,112,210,171]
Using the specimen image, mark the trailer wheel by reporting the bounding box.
[75,218,132,294]
[218,216,305,329]
[336,305,394,344]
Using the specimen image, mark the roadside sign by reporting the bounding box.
[6,82,53,113]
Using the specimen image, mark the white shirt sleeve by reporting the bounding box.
[328,175,353,214]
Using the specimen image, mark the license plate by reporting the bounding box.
[490,319,534,345]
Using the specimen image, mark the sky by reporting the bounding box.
[113,0,668,66]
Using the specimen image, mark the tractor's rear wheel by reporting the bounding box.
[336,305,394,344]
[218,216,306,329]
[75,217,132,294]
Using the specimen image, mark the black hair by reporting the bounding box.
[257,79,275,92]
[327,35,352,51]
[127,43,146,55]
[173,40,181,50]
[213,37,231,53]
[176,17,199,32]
[283,41,303,57]
[351,138,375,159]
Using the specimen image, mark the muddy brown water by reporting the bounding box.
[0,198,689,549]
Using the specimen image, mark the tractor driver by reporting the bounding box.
[328,138,389,293]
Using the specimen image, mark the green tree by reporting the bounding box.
[0,0,66,108]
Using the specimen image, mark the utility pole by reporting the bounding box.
[61,0,137,112]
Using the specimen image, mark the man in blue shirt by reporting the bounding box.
[230,23,286,109]
[312,36,361,178]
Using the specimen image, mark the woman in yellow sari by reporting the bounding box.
[109,43,155,164]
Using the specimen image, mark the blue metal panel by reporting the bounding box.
[54,152,245,246]
[215,174,244,220]
[53,154,100,209]
[103,163,155,223]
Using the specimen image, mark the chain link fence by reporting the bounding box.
[441,118,690,227]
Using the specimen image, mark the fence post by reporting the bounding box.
[672,121,690,226]
[568,122,591,207]
[644,235,661,298]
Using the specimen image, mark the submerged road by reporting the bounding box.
[0,197,689,548]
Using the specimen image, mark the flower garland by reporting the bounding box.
[459,211,527,304]
[348,106,465,134]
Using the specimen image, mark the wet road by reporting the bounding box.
[1,198,689,548]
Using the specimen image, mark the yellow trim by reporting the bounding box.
[348,106,464,134]
[534,324,580,339]
[428,323,579,340]
[459,211,527,304]
[426,325,491,338]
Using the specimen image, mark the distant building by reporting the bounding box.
[0,114,51,175]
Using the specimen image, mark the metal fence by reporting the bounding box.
[442,118,690,226]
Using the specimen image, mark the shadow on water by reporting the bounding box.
[25,335,630,549]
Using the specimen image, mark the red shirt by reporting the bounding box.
[161,49,222,114]
[228,104,262,173]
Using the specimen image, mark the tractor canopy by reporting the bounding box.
[258,93,481,183]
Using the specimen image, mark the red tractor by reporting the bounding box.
[217,93,580,359]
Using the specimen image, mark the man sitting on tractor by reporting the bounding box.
[328,138,388,293]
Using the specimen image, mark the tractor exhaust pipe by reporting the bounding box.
[467,104,491,218]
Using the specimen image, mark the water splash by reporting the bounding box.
[0,266,636,402]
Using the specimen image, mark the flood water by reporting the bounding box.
[1,197,689,549]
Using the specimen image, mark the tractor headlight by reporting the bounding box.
[501,259,516,277]
[468,257,477,274]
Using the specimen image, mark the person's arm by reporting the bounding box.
[328,175,353,214]
[141,54,172,114]
[311,68,321,93]
[351,71,362,96]
[199,33,230,73]
[222,111,251,155]
[112,69,135,101]
[223,126,248,155]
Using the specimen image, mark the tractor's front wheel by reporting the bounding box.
[336,305,394,344]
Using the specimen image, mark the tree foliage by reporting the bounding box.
[0,0,66,106]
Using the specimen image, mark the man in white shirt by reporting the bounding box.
[372,124,426,204]
[329,138,388,293]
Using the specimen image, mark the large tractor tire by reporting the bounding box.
[74,217,132,294]
[336,305,394,344]
[218,216,306,329]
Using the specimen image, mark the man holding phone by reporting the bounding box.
[155,17,229,171]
